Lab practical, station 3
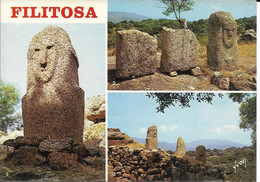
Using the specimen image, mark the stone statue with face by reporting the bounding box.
[223,21,237,48]
[145,125,157,150]
[207,11,238,71]
[195,145,206,164]
[26,26,79,92]
[22,26,84,143]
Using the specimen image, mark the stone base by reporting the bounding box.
[2,136,104,170]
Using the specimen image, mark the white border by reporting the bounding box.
[1,0,107,23]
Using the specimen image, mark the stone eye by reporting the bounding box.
[46,45,53,49]
[35,48,40,51]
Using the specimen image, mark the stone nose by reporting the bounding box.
[39,51,48,68]
[227,30,233,38]
[40,62,47,69]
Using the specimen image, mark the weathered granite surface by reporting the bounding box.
[22,26,84,143]
[161,27,200,72]
[116,30,158,78]
[207,11,238,71]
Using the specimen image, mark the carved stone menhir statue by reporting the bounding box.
[145,125,157,150]
[22,26,84,143]
[195,145,206,165]
[207,11,238,71]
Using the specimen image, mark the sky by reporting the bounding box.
[1,23,106,103]
[108,93,252,146]
[108,0,256,21]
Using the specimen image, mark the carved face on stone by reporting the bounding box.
[198,147,205,156]
[147,125,157,138]
[223,21,236,48]
[27,26,78,84]
[29,40,57,82]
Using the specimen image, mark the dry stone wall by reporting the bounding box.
[108,146,225,181]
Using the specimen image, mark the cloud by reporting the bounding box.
[210,5,221,11]
[159,125,168,133]
[224,124,241,133]
[170,124,178,131]
[139,127,147,134]
[159,124,178,133]
[214,128,222,133]
[212,124,242,134]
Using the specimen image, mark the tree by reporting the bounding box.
[229,93,256,148]
[0,81,22,132]
[147,93,256,148]
[158,0,195,26]
[146,93,223,113]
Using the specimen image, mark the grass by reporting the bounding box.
[199,41,256,58]
[123,135,144,149]
[238,41,256,58]
[198,36,209,47]
[198,41,256,77]
[207,147,256,181]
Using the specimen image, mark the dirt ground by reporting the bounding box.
[0,160,105,181]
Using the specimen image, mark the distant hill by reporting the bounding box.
[108,12,151,23]
[132,137,176,151]
[186,140,247,151]
[132,137,248,151]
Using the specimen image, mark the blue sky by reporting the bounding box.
[108,0,256,21]
[108,93,252,145]
[1,23,106,102]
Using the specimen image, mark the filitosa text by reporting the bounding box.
[11,6,97,18]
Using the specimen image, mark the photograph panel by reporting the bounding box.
[107,92,256,181]
[107,0,256,91]
[0,0,107,178]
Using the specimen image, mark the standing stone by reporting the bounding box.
[174,137,186,157]
[207,11,238,71]
[195,145,206,164]
[145,125,157,150]
[22,26,84,143]
[161,27,200,72]
[179,18,188,29]
[116,30,158,78]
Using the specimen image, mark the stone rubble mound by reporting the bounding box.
[108,146,225,181]
[1,136,104,170]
